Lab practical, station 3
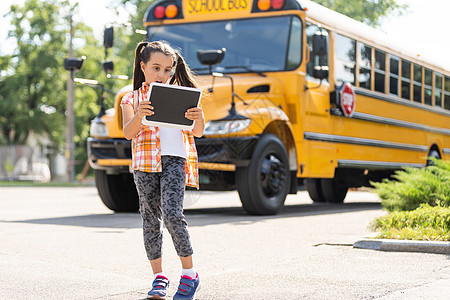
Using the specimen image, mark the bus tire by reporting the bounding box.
[236,134,290,215]
[320,178,348,203]
[94,170,139,212]
[305,178,326,202]
[426,148,441,166]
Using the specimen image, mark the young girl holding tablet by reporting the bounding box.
[121,41,204,300]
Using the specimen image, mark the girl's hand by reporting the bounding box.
[137,100,154,119]
[185,107,204,121]
[186,107,205,137]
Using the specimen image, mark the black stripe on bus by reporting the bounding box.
[354,88,450,117]
[329,108,450,136]
[337,159,424,169]
[304,132,428,152]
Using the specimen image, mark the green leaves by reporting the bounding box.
[371,159,450,241]
[372,159,450,212]
[1,0,69,145]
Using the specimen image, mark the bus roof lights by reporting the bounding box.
[154,5,165,19]
[252,0,300,13]
[272,0,285,9]
[165,4,178,18]
[258,0,271,11]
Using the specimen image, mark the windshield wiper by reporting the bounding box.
[192,66,266,77]
[221,65,266,77]
[191,67,210,72]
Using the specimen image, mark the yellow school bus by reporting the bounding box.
[88,0,450,215]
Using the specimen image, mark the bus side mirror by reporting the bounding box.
[197,48,226,69]
[104,26,114,49]
[312,32,327,56]
[313,66,329,80]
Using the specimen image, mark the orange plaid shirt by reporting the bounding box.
[121,83,199,188]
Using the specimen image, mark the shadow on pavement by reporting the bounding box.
[185,202,381,227]
[4,213,141,229]
[1,201,381,229]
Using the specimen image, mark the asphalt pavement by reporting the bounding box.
[0,186,449,299]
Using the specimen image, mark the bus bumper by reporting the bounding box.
[87,137,132,173]
[195,136,258,169]
[87,136,258,173]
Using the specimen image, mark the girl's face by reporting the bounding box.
[140,52,174,84]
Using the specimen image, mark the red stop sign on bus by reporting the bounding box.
[339,83,356,117]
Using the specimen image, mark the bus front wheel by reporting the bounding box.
[236,134,290,215]
[94,170,139,212]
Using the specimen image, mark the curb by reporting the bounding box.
[353,239,450,255]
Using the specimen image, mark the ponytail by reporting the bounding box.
[169,52,198,88]
[133,42,148,91]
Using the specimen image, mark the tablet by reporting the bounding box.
[141,82,202,130]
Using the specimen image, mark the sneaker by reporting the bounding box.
[173,274,200,300]
[147,275,170,299]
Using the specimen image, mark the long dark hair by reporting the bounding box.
[132,40,197,90]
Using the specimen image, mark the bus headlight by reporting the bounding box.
[204,119,251,135]
[90,120,109,137]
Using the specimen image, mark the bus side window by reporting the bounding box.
[306,24,328,81]
[435,72,443,108]
[445,76,450,110]
[413,64,422,103]
[358,43,372,89]
[389,54,400,96]
[334,34,355,85]
[424,68,432,105]
[286,17,302,70]
[374,49,385,93]
[401,59,411,100]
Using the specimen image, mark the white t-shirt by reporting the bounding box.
[159,127,186,159]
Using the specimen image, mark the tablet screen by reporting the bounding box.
[142,83,202,130]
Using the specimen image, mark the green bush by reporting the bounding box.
[372,159,450,212]
[370,204,450,241]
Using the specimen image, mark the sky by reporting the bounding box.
[1,0,450,70]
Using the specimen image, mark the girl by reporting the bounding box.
[121,41,204,300]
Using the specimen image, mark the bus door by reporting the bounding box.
[303,24,335,177]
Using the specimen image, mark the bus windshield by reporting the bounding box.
[148,16,299,74]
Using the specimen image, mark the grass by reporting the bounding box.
[370,204,450,241]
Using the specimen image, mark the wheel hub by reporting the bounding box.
[260,154,286,197]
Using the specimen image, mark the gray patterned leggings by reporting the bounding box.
[133,156,193,261]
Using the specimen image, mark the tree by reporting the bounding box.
[313,0,408,27]
[0,0,119,174]
[0,0,69,145]
[108,0,153,77]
